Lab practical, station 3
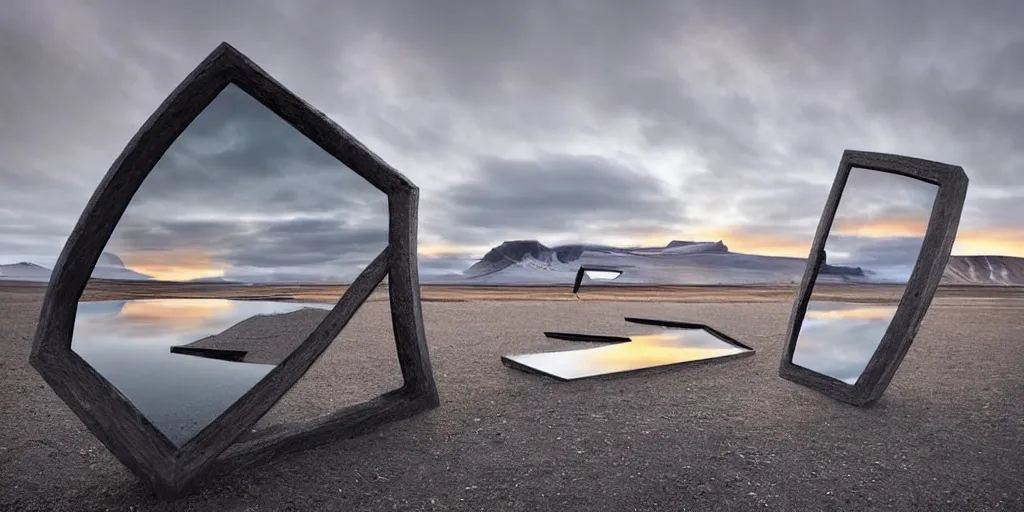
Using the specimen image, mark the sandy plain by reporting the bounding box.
[1,280,1022,511]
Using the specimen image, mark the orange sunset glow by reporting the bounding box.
[417,243,489,258]
[951,229,1024,257]
[626,224,1024,259]
[120,249,229,281]
[585,332,746,369]
[806,306,897,321]
[831,218,931,238]
[119,299,234,329]
[679,228,812,258]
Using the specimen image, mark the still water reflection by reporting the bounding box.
[505,328,750,381]
[791,302,898,384]
[72,299,332,446]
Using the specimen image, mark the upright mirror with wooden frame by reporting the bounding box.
[28,42,438,498]
[779,150,968,406]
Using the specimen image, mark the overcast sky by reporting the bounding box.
[2,0,1022,280]
[105,83,389,281]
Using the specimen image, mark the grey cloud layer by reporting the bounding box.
[106,84,388,280]
[436,155,687,245]
[823,168,938,279]
[0,0,1021,270]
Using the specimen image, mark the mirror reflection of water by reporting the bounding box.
[792,301,898,384]
[72,299,332,446]
[506,328,749,381]
[822,167,937,285]
[791,168,931,385]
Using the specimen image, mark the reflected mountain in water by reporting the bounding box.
[791,302,898,384]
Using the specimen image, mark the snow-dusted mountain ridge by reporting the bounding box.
[444,239,864,285]
[435,239,1024,286]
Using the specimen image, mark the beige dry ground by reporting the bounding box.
[1,281,1022,511]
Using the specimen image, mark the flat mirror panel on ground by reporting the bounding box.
[73,83,388,447]
[504,324,753,381]
[791,167,937,385]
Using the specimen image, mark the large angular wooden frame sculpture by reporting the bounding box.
[778,150,968,406]
[28,42,439,498]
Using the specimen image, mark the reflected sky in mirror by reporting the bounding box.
[505,328,750,380]
[100,83,388,284]
[822,168,937,283]
[73,299,332,446]
[792,302,898,384]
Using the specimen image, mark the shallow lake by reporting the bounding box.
[72,298,333,446]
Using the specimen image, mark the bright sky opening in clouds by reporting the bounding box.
[1,0,1023,280]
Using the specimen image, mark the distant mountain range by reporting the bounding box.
[2,242,1023,286]
[423,239,1024,286]
[0,252,152,282]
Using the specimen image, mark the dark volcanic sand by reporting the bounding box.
[1,286,1022,511]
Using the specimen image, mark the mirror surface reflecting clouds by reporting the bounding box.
[505,328,751,381]
[792,167,937,384]
[73,299,333,445]
[71,83,388,446]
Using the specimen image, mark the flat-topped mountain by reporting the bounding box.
[429,239,1022,286]
[3,245,1021,286]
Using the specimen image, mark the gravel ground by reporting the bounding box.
[1,288,1022,511]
